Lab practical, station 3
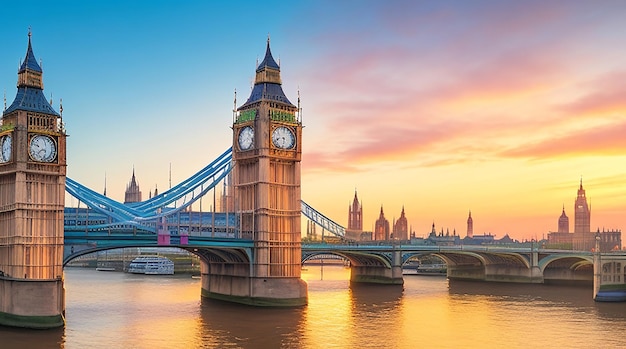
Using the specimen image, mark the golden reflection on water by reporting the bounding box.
[3,267,624,348]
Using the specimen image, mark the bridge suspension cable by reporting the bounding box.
[301,200,346,238]
[66,147,346,238]
[66,148,233,225]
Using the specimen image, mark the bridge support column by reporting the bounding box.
[350,250,404,285]
[448,264,543,283]
[593,244,601,300]
[199,261,307,306]
[0,277,65,329]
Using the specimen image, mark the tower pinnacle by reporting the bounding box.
[4,30,58,117]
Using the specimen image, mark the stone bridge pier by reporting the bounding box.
[348,250,404,285]
[442,251,544,283]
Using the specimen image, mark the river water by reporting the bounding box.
[2,266,626,348]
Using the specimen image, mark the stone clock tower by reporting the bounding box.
[0,32,67,328]
[226,38,307,305]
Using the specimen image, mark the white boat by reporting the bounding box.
[96,267,116,272]
[127,256,175,275]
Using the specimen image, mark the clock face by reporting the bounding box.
[272,126,295,149]
[29,134,57,162]
[0,135,11,163]
[238,126,254,150]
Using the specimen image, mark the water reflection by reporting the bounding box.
[0,326,65,349]
[349,283,403,307]
[448,279,596,305]
[4,268,626,349]
[448,280,626,321]
[198,299,305,348]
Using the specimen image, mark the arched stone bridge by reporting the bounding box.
[63,233,626,301]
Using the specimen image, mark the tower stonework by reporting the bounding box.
[374,206,390,241]
[345,190,363,240]
[574,179,590,234]
[201,38,306,306]
[124,168,142,203]
[573,179,592,251]
[0,33,67,328]
[558,206,569,233]
[467,211,473,238]
[393,206,408,241]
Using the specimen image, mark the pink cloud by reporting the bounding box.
[501,120,626,159]
[295,1,626,176]
[558,70,626,115]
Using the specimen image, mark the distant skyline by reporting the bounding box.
[2,1,626,243]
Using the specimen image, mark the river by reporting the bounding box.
[1,266,625,348]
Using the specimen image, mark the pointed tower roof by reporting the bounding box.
[238,37,295,109]
[577,178,586,197]
[352,190,360,205]
[256,37,280,72]
[19,31,42,73]
[3,31,59,117]
[129,168,138,186]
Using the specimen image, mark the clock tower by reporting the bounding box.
[0,32,67,328]
[228,38,307,305]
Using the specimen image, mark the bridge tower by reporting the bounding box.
[204,38,306,305]
[0,32,67,328]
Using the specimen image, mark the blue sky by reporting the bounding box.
[2,1,626,241]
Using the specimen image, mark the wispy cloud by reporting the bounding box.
[558,70,626,116]
[501,120,626,159]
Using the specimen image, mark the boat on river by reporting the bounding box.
[127,256,175,275]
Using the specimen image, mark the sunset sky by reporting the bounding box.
[2,1,625,242]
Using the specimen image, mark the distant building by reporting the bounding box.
[393,206,408,240]
[464,233,495,245]
[306,220,318,241]
[558,205,569,233]
[467,211,473,238]
[597,229,622,252]
[427,223,457,246]
[548,205,573,248]
[547,231,572,248]
[219,172,235,212]
[574,179,590,233]
[573,179,593,251]
[374,206,390,241]
[345,191,363,241]
[124,169,142,203]
[547,180,621,251]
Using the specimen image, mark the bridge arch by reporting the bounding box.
[538,254,594,285]
[302,251,390,268]
[538,254,593,272]
[63,245,253,268]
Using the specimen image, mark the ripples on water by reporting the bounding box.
[1,266,625,349]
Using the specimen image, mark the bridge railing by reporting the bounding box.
[301,200,346,238]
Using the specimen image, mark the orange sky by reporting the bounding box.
[3,1,625,244]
